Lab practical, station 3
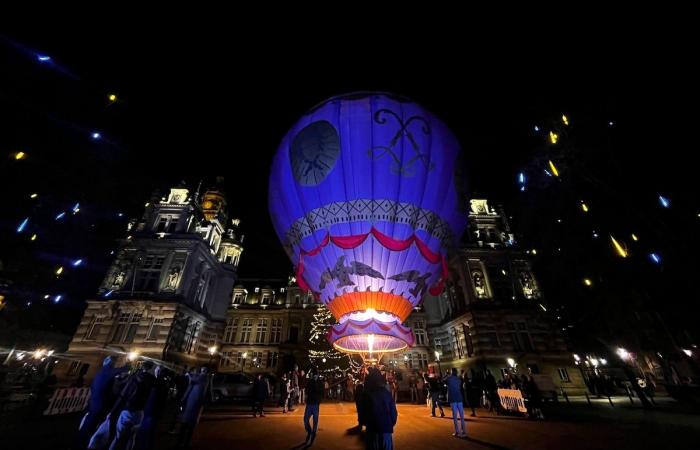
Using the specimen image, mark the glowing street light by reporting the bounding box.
[208,345,218,355]
[616,347,630,360]
[127,351,139,362]
[15,151,27,160]
[682,349,693,357]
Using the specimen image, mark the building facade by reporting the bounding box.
[418,199,586,394]
[57,183,243,381]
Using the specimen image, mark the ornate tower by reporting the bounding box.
[58,182,243,381]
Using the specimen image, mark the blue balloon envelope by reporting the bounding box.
[269,92,466,359]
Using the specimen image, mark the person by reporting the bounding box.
[324,378,330,399]
[303,369,324,445]
[463,373,477,417]
[408,373,418,403]
[445,368,466,438]
[427,373,445,417]
[291,366,300,409]
[361,368,397,450]
[75,356,126,450]
[108,360,156,450]
[252,373,270,417]
[484,370,499,413]
[524,375,544,419]
[177,367,210,448]
[299,370,307,405]
[346,373,355,402]
[135,365,171,450]
[279,373,291,413]
[354,379,366,430]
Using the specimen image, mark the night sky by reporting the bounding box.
[1,27,698,347]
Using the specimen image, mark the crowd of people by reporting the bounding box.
[74,356,211,450]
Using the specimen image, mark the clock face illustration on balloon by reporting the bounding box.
[289,120,340,186]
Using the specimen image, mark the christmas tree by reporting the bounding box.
[308,304,356,373]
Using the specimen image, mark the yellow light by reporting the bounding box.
[367,333,375,356]
[127,351,139,361]
[581,202,589,212]
[532,249,537,255]
[562,114,569,125]
[548,160,560,177]
[539,303,547,312]
[56,266,64,275]
[144,202,150,207]
[610,235,628,258]
[15,151,26,160]
[108,94,117,102]
[549,131,558,144]
[30,193,38,199]
[30,234,37,241]
[631,234,638,241]
[583,278,592,286]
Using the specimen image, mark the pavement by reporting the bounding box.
[188,399,700,450]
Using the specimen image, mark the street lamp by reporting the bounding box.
[127,351,139,362]
[241,352,248,371]
[434,350,442,376]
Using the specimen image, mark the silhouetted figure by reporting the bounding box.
[303,370,324,445]
[361,368,397,450]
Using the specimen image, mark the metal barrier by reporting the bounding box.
[42,387,91,416]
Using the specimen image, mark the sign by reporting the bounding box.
[43,387,91,416]
[497,388,527,413]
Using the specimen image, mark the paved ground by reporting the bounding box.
[3,397,700,449]
[189,399,700,450]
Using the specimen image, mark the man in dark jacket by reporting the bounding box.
[108,360,156,450]
[135,365,171,450]
[75,356,127,450]
[361,368,398,450]
[304,369,324,445]
[427,373,445,417]
[252,373,271,417]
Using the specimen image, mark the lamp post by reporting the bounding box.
[434,350,442,377]
[241,351,248,372]
[208,345,218,368]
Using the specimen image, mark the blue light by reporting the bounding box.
[55,212,66,220]
[518,172,525,184]
[72,259,83,267]
[592,231,599,238]
[117,212,123,217]
[520,186,526,192]
[36,54,51,62]
[72,202,80,213]
[649,253,661,264]
[91,132,101,140]
[17,217,29,233]
[105,290,114,297]
[53,295,63,303]
[534,126,540,132]
[544,169,553,177]
[659,195,670,208]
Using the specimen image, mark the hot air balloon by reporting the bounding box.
[269,92,466,363]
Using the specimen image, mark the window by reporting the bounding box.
[233,294,243,305]
[156,217,168,232]
[134,256,163,292]
[240,319,252,343]
[184,320,200,354]
[261,294,271,305]
[224,318,238,343]
[558,368,570,382]
[415,329,427,345]
[220,352,231,367]
[289,325,299,343]
[416,353,428,369]
[255,287,260,293]
[167,218,179,233]
[67,361,83,376]
[270,318,282,343]
[251,351,264,368]
[507,321,534,352]
[294,295,301,305]
[123,312,142,343]
[255,319,268,343]
[84,316,104,341]
[146,317,164,341]
[111,312,131,343]
[267,351,279,368]
[452,327,464,359]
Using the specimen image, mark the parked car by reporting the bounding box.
[211,373,254,402]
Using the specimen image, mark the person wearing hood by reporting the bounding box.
[360,368,398,450]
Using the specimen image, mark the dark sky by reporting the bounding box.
[1,25,698,342]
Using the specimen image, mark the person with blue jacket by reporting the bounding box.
[444,368,466,438]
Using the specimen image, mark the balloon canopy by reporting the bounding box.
[269,92,467,361]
